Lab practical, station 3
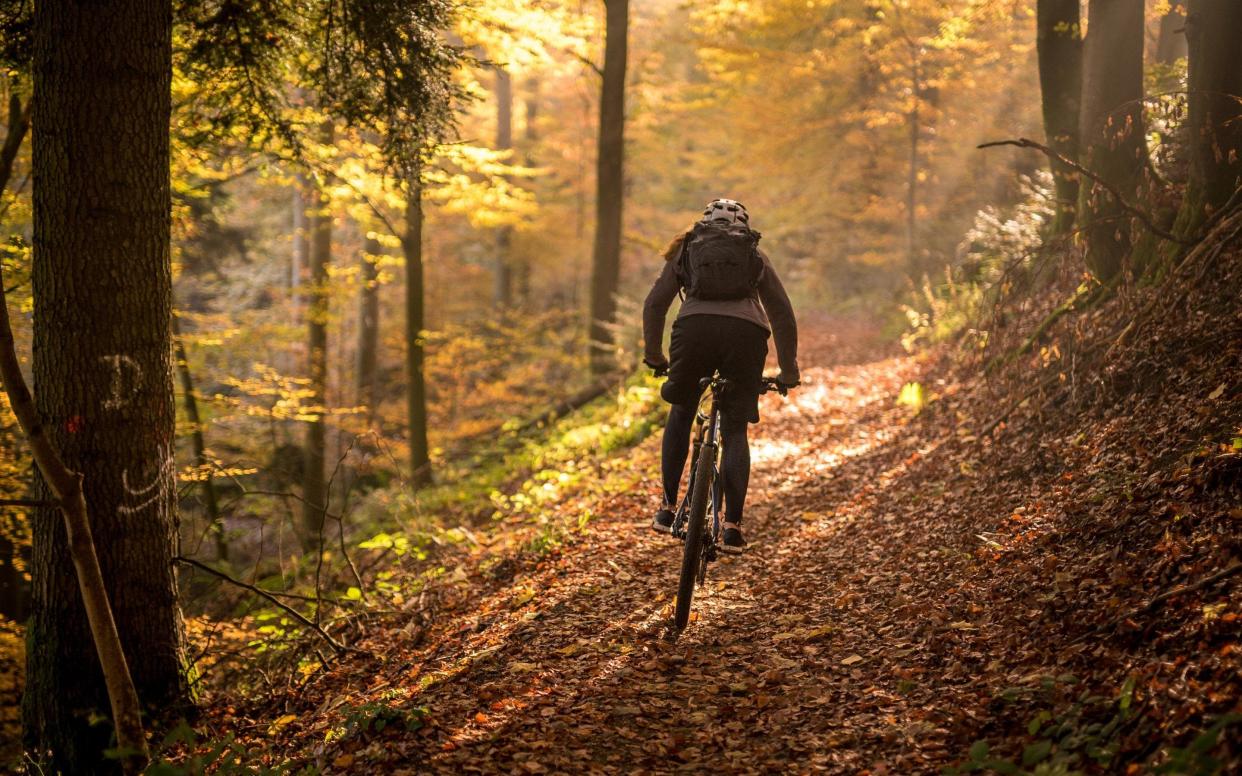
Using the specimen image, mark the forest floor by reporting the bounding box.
[223,254,1242,776]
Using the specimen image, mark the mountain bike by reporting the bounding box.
[667,374,787,630]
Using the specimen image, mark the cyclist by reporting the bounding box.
[642,199,800,554]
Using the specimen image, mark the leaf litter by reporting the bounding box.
[200,252,1241,774]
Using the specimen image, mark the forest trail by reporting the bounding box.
[271,320,1008,773]
[394,321,934,772]
[255,300,1240,774]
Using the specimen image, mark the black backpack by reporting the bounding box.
[678,221,764,300]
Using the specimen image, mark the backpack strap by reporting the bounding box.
[674,229,694,298]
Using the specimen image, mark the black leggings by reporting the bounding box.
[661,403,751,525]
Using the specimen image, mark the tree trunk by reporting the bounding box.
[356,235,380,424]
[291,176,309,309]
[1037,0,1083,234]
[172,315,222,561]
[1155,4,1188,65]
[587,0,628,376]
[1173,0,1242,238]
[494,67,514,308]
[23,0,187,771]
[404,173,432,487]
[1077,0,1148,280]
[302,123,333,551]
[905,58,920,276]
[517,77,539,304]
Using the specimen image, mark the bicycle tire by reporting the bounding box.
[674,441,715,629]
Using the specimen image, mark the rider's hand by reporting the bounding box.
[643,355,669,377]
[777,371,800,390]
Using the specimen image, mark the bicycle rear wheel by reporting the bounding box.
[674,442,715,629]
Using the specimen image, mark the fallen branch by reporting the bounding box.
[1073,561,1242,645]
[978,138,1193,246]
[174,555,358,656]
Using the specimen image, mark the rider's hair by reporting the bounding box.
[661,226,696,262]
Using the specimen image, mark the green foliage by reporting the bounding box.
[1151,714,1242,776]
[946,675,1240,776]
[172,0,464,165]
[142,721,312,775]
[896,381,926,414]
[337,698,428,739]
[903,172,1055,351]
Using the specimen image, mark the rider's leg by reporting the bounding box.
[660,403,696,507]
[718,410,751,527]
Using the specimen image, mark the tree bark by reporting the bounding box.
[494,67,514,308]
[356,235,380,423]
[1155,4,1188,65]
[302,122,334,550]
[1173,0,1242,238]
[23,0,187,770]
[1077,0,1149,280]
[905,57,920,276]
[291,176,310,311]
[1036,0,1083,234]
[517,77,539,304]
[587,0,628,376]
[172,315,222,561]
[404,173,432,487]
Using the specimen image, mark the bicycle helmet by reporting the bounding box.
[701,198,749,226]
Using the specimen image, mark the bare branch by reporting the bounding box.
[978,137,1194,246]
[174,555,361,656]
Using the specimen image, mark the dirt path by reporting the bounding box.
[257,308,1239,774]
[279,320,1005,773]
[403,327,927,772]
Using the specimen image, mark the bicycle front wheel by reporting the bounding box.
[674,442,715,629]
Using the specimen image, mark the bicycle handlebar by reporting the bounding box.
[648,366,792,397]
[761,377,789,396]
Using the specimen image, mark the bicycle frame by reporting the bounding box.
[671,380,725,567]
[663,371,787,629]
